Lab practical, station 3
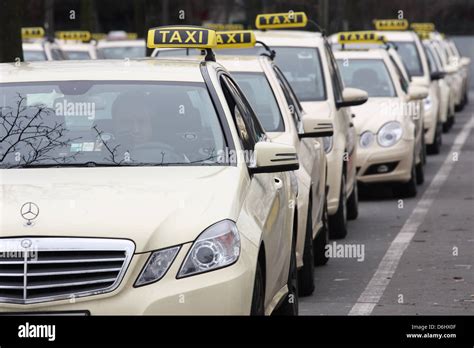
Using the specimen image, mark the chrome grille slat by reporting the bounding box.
[27,257,126,264]
[27,277,118,290]
[0,238,135,304]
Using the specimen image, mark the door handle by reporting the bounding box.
[274,177,283,190]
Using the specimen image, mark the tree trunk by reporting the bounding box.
[0,0,24,63]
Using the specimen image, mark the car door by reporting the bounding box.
[325,42,356,194]
[219,74,292,303]
[273,65,325,232]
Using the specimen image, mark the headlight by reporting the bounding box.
[135,246,180,287]
[377,121,403,147]
[423,95,432,111]
[322,136,333,153]
[177,220,240,278]
[359,131,374,148]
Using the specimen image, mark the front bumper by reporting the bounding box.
[0,242,255,315]
[356,139,414,184]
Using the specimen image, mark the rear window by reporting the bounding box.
[23,50,47,61]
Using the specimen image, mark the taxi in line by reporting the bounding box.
[0,26,300,315]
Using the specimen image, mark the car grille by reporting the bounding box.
[0,238,135,304]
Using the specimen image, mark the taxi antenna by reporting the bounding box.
[256,41,276,60]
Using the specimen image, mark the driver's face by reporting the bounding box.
[114,110,153,145]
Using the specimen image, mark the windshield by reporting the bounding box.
[0,81,227,168]
[216,46,326,102]
[98,46,145,59]
[232,72,284,132]
[392,41,423,77]
[337,59,396,97]
[23,50,47,61]
[64,51,91,60]
[272,47,326,102]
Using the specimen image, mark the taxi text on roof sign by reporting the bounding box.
[56,31,91,41]
[147,26,217,48]
[205,23,245,31]
[216,30,256,48]
[255,12,308,30]
[411,22,435,33]
[21,27,45,39]
[373,19,409,31]
[416,31,432,40]
[338,31,386,45]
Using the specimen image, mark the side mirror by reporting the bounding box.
[336,88,368,108]
[408,85,429,101]
[444,65,457,74]
[249,141,299,174]
[299,115,334,138]
[430,71,446,80]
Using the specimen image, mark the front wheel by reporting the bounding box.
[250,260,265,315]
[347,179,359,220]
[427,122,442,155]
[274,236,299,315]
[328,173,348,239]
[314,201,330,266]
[398,157,417,198]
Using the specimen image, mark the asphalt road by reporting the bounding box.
[301,91,474,315]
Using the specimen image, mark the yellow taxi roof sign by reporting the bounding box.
[91,33,106,41]
[411,22,435,33]
[338,31,386,45]
[255,12,308,30]
[147,26,217,49]
[216,30,256,48]
[373,19,409,31]
[21,27,45,39]
[417,31,432,40]
[126,32,138,40]
[56,31,91,41]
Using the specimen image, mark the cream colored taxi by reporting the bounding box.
[250,12,368,239]
[212,31,333,296]
[372,21,434,168]
[56,31,97,60]
[0,26,300,315]
[21,27,65,61]
[96,39,146,59]
[333,31,428,197]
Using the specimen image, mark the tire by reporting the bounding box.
[398,157,417,198]
[298,201,315,297]
[346,180,359,220]
[328,173,348,239]
[442,121,450,133]
[416,154,424,185]
[250,259,265,315]
[427,122,442,155]
[421,134,427,165]
[314,201,329,266]
[274,235,299,315]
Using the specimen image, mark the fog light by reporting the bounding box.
[377,165,389,173]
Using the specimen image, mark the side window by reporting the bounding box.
[273,66,303,130]
[324,42,344,103]
[390,57,410,94]
[220,75,265,152]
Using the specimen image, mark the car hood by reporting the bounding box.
[351,98,403,134]
[0,166,243,252]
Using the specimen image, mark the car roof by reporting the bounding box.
[333,49,388,60]
[374,31,418,42]
[22,42,44,50]
[0,58,205,83]
[254,30,324,47]
[215,55,266,73]
[97,40,145,48]
[58,43,94,51]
